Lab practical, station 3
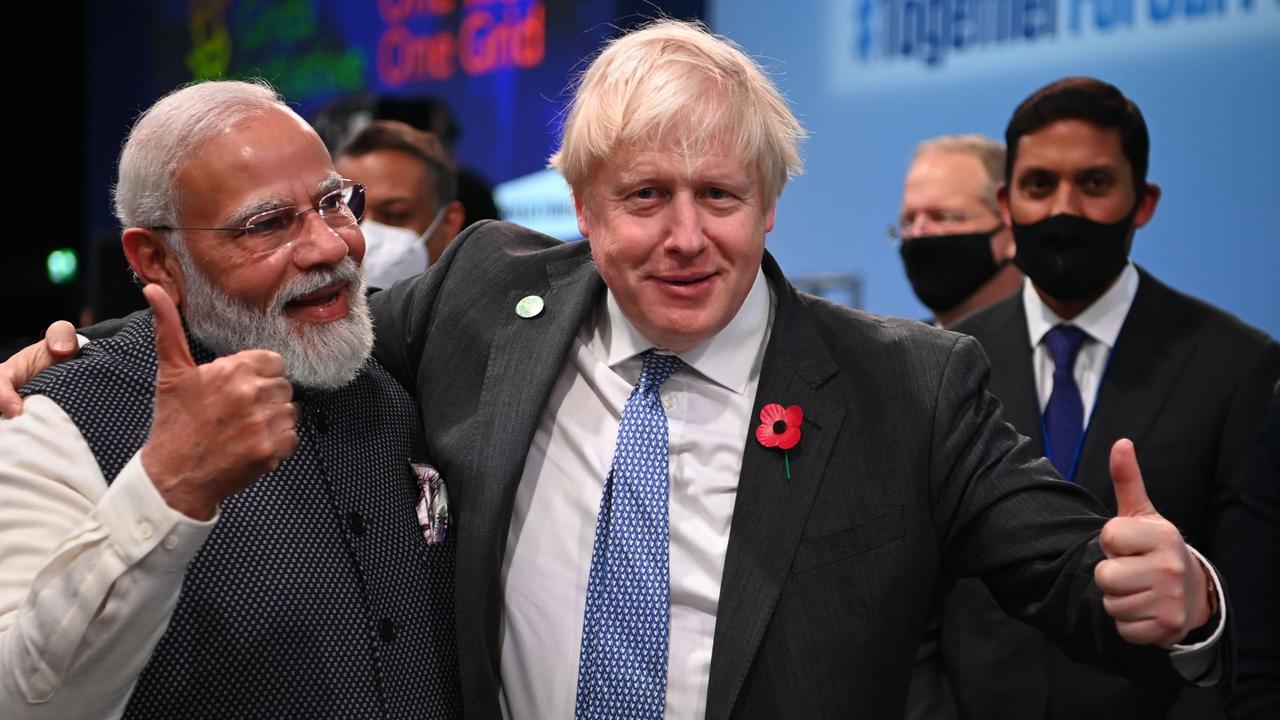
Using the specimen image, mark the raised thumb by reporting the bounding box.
[144,284,195,374]
[1110,438,1156,517]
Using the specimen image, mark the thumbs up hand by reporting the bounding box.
[139,285,298,520]
[1094,439,1213,647]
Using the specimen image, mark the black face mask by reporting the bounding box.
[899,227,1007,313]
[1013,210,1136,301]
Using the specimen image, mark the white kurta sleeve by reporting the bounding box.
[0,395,215,719]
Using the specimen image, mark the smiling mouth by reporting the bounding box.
[656,272,715,286]
[650,272,719,300]
[286,281,345,309]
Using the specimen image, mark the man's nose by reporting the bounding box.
[665,194,707,255]
[292,211,352,268]
[1047,184,1083,216]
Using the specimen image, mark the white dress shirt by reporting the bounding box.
[1023,262,1139,422]
[1021,262,1226,670]
[499,269,773,720]
[0,395,215,719]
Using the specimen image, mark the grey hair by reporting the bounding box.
[912,134,1006,213]
[113,79,287,229]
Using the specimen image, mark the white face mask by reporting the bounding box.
[358,208,446,289]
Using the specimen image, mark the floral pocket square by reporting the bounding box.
[411,462,449,544]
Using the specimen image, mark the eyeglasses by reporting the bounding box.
[153,180,366,253]
[887,209,981,244]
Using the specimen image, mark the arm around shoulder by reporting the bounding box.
[0,322,79,418]
[0,396,215,719]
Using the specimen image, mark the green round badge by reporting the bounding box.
[515,295,544,319]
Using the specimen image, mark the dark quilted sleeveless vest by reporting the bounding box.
[22,313,461,719]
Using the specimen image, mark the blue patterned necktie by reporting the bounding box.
[1043,324,1090,480]
[575,350,684,720]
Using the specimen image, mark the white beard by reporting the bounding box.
[176,251,374,390]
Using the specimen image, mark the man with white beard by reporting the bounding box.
[0,81,461,719]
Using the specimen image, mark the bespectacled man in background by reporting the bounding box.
[895,134,1022,328]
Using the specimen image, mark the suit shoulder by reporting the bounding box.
[395,220,595,340]
[1133,271,1278,373]
[950,291,1023,341]
[448,220,587,269]
[799,292,969,374]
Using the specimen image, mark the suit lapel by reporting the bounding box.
[459,249,604,671]
[1074,269,1194,503]
[970,297,1043,456]
[705,255,844,720]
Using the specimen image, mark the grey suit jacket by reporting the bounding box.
[369,222,1211,719]
[930,269,1279,719]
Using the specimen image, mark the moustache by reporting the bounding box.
[270,257,364,314]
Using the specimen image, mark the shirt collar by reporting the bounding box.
[594,268,772,395]
[1022,262,1138,350]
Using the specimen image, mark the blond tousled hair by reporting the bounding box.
[549,19,805,201]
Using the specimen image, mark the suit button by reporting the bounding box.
[313,411,329,433]
[379,618,396,642]
[347,512,365,536]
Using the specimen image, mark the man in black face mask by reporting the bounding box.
[895,134,1022,328]
[917,76,1280,719]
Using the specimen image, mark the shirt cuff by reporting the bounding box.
[1167,545,1226,685]
[94,452,217,572]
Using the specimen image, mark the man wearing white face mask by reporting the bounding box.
[336,120,466,289]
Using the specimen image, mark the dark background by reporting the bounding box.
[2,0,705,355]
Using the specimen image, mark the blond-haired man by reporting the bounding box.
[366,20,1225,719]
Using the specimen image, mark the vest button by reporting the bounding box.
[379,618,396,642]
[347,512,366,536]
[313,411,329,433]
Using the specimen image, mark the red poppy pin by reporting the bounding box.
[755,403,803,479]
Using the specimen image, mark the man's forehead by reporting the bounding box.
[337,149,436,191]
[226,172,343,221]
[180,108,338,207]
[904,153,989,202]
[607,140,757,182]
[1013,119,1126,169]
[909,150,986,179]
[203,104,312,148]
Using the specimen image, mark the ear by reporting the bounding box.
[997,182,1013,228]
[573,191,591,239]
[441,200,465,238]
[1132,182,1161,230]
[991,225,1017,262]
[428,201,466,263]
[122,228,185,309]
